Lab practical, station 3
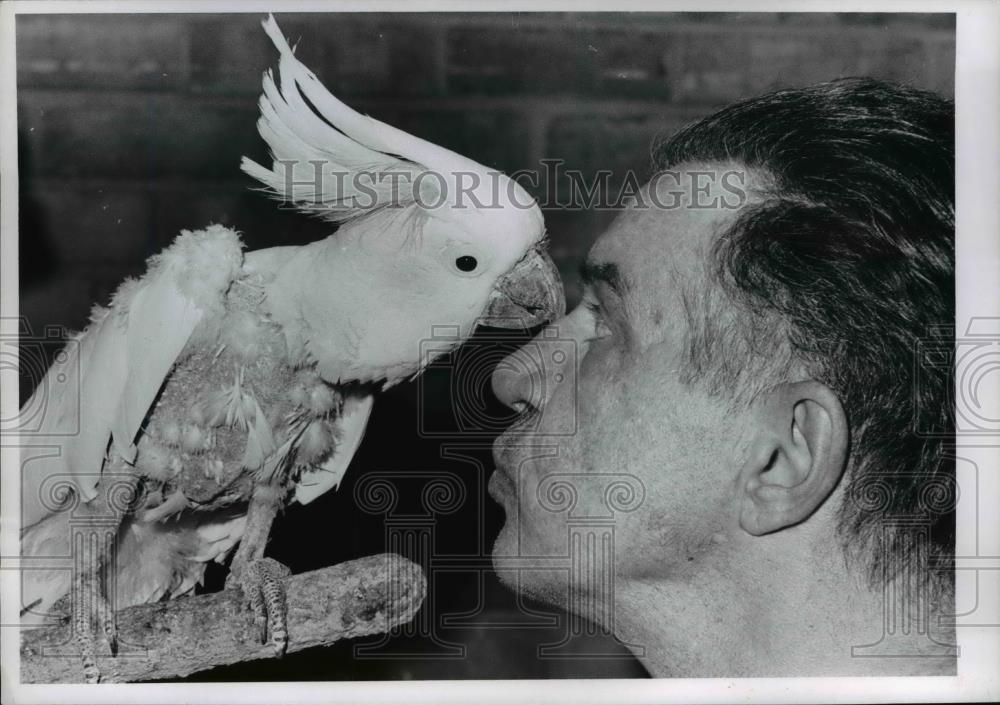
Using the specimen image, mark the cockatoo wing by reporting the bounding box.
[20,226,244,530]
[293,392,374,505]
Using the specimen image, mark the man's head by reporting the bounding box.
[490,79,955,612]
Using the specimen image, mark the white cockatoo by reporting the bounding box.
[19,15,563,682]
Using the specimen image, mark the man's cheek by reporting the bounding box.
[575,364,628,442]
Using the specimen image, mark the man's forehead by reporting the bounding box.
[586,172,752,286]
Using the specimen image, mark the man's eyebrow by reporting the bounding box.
[579,260,629,297]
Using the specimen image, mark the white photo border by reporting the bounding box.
[1,1,996,703]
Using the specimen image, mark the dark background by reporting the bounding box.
[16,12,954,680]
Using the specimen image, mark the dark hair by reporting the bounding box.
[655,78,955,594]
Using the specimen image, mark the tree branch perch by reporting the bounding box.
[20,553,426,683]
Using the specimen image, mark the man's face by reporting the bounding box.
[489,168,756,605]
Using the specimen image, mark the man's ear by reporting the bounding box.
[738,380,849,536]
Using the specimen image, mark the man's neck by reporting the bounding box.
[610,541,957,677]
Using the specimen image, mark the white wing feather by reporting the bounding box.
[20,226,244,530]
[294,392,374,505]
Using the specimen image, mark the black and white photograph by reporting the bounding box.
[1,1,997,703]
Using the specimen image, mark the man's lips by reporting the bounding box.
[490,409,547,502]
[490,431,517,500]
[490,422,533,501]
[491,429,516,468]
[487,464,516,500]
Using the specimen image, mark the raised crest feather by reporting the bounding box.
[240,14,504,224]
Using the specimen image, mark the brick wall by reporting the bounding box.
[17,11,954,342]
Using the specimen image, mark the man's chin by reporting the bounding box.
[490,527,570,609]
[489,523,516,578]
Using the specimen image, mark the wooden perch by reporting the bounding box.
[20,553,426,684]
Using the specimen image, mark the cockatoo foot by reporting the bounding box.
[72,569,118,683]
[229,557,292,656]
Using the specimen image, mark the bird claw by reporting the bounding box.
[230,557,292,657]
[72,570,118,683]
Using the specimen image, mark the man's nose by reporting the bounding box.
[491,325,570,417]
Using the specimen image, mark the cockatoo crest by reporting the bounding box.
[242,14,541,246]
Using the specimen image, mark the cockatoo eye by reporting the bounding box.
[441,240,489,277]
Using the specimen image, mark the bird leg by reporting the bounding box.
[73,565,117,683]
[68,457,142,683]
[225,483,292,656]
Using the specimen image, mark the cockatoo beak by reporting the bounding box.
[480,244,566,329]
